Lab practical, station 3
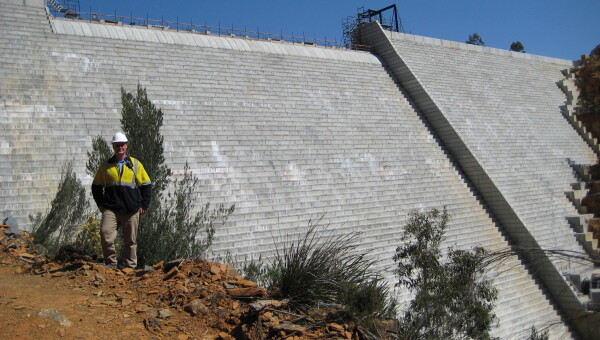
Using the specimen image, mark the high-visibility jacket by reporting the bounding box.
[92,155,152,213]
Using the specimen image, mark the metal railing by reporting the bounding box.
[50,9,371,52]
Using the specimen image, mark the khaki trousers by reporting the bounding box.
[100,210,139,268]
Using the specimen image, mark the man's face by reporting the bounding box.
[112,142,128,157]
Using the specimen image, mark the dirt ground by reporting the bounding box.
[0,260,228,340]
[0,263,160,340]
[0,225,396,340]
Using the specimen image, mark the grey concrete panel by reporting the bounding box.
[113,26,127,40]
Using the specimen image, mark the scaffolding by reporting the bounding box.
[342,4,404,49]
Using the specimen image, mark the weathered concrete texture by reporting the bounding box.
[360,22,597,338]
[0,1,584,338]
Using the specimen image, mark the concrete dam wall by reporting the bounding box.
[1,0,597,338]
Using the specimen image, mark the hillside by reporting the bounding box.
[0,224,396,340]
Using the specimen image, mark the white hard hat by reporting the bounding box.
[112,132,128,143]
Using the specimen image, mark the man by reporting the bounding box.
[92,132,152,268]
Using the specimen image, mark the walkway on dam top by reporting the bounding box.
[47,7,372,52]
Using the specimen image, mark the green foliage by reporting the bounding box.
[72,215,103,258]
[269,219,372,308]
[137,163,235,266]
[120,84,171,200]
[338,278,397,323]
[510,41,525,53]
[31,162,89,256]
[466,33,486,46]
[267,218,396,331]
[85,135,112,177]
[394,207,498,340]
[239,255,276,288]
[528,325,549,340]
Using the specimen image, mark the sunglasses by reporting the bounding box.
[113,143,127,148]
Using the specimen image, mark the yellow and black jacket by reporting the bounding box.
[92,155,152,213]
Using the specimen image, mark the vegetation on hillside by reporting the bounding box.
[266,218,396,334]
[30,162,89,256]
[466,33,486,46]
[574,44,600,140]
[510,41,525,53]
[394,207,498,339]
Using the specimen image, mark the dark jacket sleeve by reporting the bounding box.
[91,184,105,208]
[139,184,152,210]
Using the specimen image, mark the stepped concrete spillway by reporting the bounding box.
[0,0,597,338]
[360,22,599,338]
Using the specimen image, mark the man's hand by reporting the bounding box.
[139,207,147,215]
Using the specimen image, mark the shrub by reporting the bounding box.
[238,255,275,288]
[72,215,104,258]
[394,207,498,340]
[269,218,371,308]
[85,135,112,177]
[30,162,89,256]
[268,217,395,329]
[137,163,235,265]
[337,277,397,330]
[120,84,171,201]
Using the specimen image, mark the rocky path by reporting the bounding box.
[0,224,388,340]
[0,263,160,339]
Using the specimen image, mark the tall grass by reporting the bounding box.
[267,218,396,329]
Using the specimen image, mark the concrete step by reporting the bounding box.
[566,189,589,201]
[572,182,588,191]
[567,214,595,233]
[575,233,598,252]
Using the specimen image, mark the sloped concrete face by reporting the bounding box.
[0,1,584,338]
[360,22,598,338]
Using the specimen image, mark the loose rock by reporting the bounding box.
[37,308,73,327]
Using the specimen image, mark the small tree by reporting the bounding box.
[120,84,171,202]
[86,135,112,177]
[394,207,498,339]
[31,162,89,255]
[466,33,486,46]
[510,41,525,53]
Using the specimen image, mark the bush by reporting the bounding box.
[337,278,397,328]
[85,135,112,177]
[72,215,104,258]
[137,164,235,266]
[267,217,395,329]
[30,162,89,256]
[120,84,171,201]
[238,255,274,288]
[394,207,498,340]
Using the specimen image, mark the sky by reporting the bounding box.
[69,0,599,61]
